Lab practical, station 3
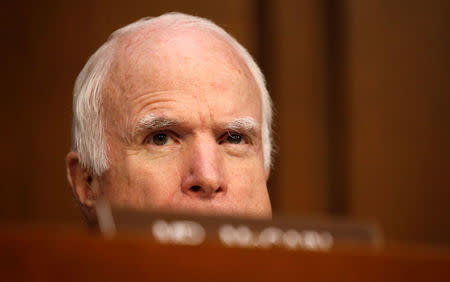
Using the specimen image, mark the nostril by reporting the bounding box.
[215,187,222,193]
[190,185,202,192]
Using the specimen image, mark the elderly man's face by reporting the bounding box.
[95,28,271,218]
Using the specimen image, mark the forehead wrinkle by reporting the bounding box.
[130,91,178,112]
[113,90,178,131]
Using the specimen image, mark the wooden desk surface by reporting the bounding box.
[1,224,449,282]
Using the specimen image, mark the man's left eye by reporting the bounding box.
[153,133,169,145]
[226,133,243,144]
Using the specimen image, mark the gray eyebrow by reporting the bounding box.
[127,115,259,143]
[137,115,258,132]
[127,114,178,142]
[223,117,259,136]
[137,114,178,131]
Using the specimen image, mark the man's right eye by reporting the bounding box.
[144,132,174,146]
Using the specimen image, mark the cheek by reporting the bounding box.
[226,156,267,199]
[234,158,271,217]
[105,152,184,209]
[134,156,185,204]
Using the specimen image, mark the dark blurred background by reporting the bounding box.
[1,0,449,246]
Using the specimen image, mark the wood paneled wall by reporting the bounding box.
[2,0,449,245]
[265,0,330,215]
[346,0,450,245]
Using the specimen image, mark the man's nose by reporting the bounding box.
[181,136,226,199]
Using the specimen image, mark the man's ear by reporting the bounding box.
[66,152,101,223]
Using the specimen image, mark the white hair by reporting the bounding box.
[72,12,273,176]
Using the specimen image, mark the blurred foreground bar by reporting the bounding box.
[1,221,449,281]
[96,202,383,251]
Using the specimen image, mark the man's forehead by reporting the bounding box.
[101,22,261,128]
[117,22,223,55]
[109,24,253,87]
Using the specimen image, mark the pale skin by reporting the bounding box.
[66,25,272,222]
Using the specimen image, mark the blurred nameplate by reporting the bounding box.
[96,201,382,252]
